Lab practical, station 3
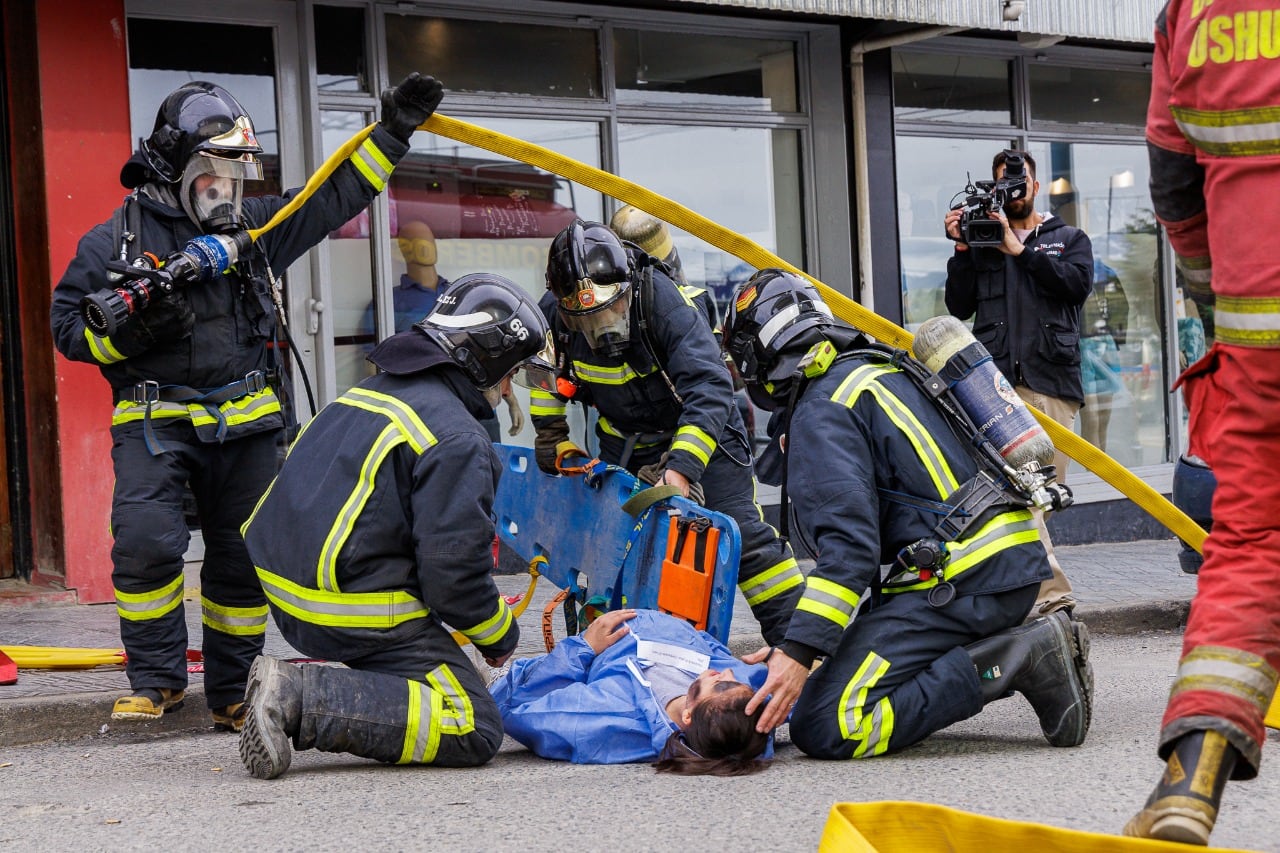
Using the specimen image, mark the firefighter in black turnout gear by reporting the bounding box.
[723,270,1094,755]
[238,275,555,779]
[49,74,444,730]
[530,221,804,650]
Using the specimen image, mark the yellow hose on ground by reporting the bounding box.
[243,114,1206,554]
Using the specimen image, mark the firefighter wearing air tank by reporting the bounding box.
[49,74,442,731]
[530,220,804,651]
[237,276,556,779]
[722,270,1093,757]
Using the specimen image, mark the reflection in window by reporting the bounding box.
[613,29,796,112]
[893,54,1012,125]
[1029,66,1151,127]
[618,124,803,446]
[386,15,599,98]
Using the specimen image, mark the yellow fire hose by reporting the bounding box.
[252,113,1205,554]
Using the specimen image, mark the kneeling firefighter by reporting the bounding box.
[529,220,805,654]
[723,270,1094,754]
[238,275,555,779]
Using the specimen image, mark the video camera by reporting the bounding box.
[80,231,253,337]
[947,150,1030,248]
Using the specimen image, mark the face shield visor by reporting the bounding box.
[511,330,558,393]
[558,280,633,354]
[179,150,263,233]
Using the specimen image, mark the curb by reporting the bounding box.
[2,599,1191,750]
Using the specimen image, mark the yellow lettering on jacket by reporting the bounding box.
[1188,10,1280,66]
[1191,0,1214,18]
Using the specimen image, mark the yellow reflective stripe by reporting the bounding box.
[831,364,959,498]
[1214,295,1280,347]
[1169,646,1279,713]
[84,328,127,364]
[1176,255,1213,286]
[427,664,476,737]
[256,566,429,629]
[852,697,895,758]
[201,597,269,636]
[883,511,1039,594]
[1171,104,1280,156]
[797,576,860,629]
[572,359,643,385]
[399,680,444,764]
[460,599,515,647]
[838,651,891,741]
[351,137,394,191]
[529,388,566,417]
[670,424,716,466]
[115,575,185,622]
[317,423,404,592]
[739,557,804,606]
[676,285,698,307]
[111,389,282,427]
[337,387,436,453]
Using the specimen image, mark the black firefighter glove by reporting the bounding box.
[534,419,572,475]
[379,73,445,144]
[125,290,195,349]
[637,452,706,505]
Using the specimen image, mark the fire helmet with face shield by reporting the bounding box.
[123,82,264,232]
[723,269,837,410]
[546,220,635,355]
[415,274,555,390]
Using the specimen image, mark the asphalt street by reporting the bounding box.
[2,630,1277,852]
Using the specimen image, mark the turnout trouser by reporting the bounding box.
[608,408,804,646]
[1160,344,1280,776]
[790,584,1037,760]
[295,618,504,768]
[111,421,276,707]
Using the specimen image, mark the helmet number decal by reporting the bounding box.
[509,317,530,341]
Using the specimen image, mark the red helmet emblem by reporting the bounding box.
[577,289,596,308]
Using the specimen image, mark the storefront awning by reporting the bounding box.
[664,0,1163,44]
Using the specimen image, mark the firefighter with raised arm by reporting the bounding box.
[49,73,443,731]
[529,220,805,660]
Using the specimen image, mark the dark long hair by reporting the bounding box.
[653,689,771,777]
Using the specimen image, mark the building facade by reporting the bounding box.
[0,0,1171,602]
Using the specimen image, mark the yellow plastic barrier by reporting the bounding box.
[1267,689,1280,730]
[818,802,1260,853]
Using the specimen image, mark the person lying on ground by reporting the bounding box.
[490,608,775,776]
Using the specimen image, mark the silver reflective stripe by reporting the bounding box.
[1170,646,1279,711]
[840,651,890,740]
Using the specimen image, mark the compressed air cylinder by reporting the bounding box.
[912,315,1055,470]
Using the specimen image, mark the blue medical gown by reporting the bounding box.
[491,610,768,764]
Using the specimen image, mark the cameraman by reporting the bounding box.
[49,74,443,731]
[942,150,1093,617]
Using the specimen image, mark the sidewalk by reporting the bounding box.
[0,539,1194,748]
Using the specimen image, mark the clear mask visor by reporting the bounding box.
[559,287,632,352]
[181,152,258,231]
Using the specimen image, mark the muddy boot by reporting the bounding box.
[964,610,1093,747]
[239,656,303,780]
[1123,730,1238,846]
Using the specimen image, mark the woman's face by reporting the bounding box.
[685,669,749,710]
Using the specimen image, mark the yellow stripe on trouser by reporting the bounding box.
[1213,295,1280,347]
[243,114,1209,555]
[400,680,444,764]
[201,597,269,636]
[1169,646,1279,715]
[115,574,185,621]
[838,651,896,757]
[427,664,476,736]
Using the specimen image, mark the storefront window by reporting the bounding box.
[892,54,1012,125]
[1028,65,1152,127]
[619,123,804,445]
[386,15,600,98]
[613,30,797,112]
[315,5,368,93]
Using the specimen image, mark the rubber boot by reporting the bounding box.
[238,656,303,780]
[111,687,185,721]
[964,610,1093,747]
[1123,730,1238,846]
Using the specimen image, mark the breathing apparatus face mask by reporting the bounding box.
[558,280,633,355]
[180,150,262,232]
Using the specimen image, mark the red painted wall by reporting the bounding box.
[41,0,130,603]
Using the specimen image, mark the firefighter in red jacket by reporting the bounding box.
[1125,1,1280,844]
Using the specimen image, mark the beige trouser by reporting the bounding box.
[1015,386,1082,615]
